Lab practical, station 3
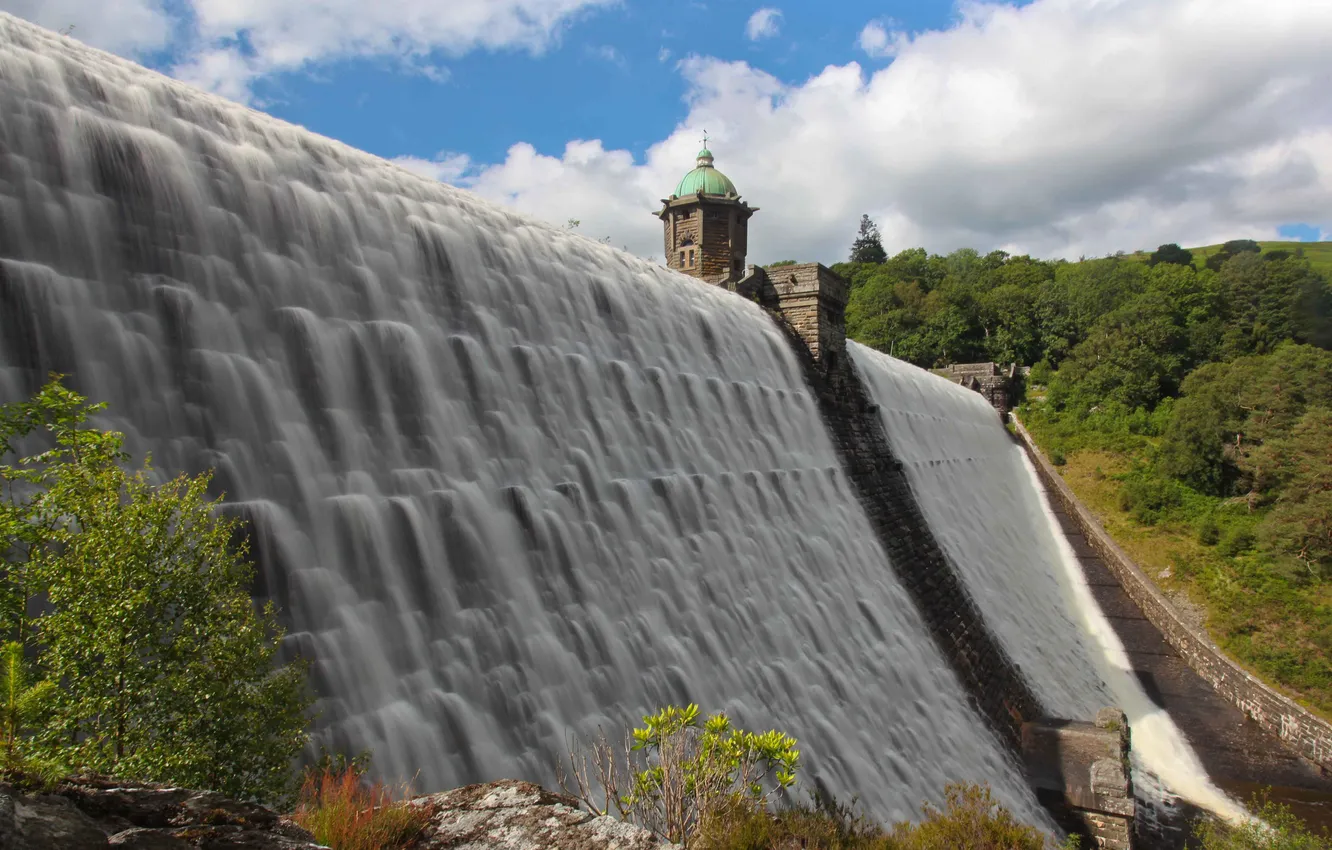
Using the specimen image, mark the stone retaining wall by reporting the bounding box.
[1013,417,1332,771]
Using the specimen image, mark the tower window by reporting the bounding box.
[687,249,696,267]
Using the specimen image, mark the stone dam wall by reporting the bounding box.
[765,309,1044,754]
[1014,417,1332,772]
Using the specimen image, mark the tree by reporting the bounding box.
[1204,238,1262,272]
[849,214,887,265]
[1254,408,1332,577]
[1148,243,1193,267]
[1,378,310,802]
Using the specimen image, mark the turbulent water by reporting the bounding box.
[0,14,1054,822]
[849,343,1243,818]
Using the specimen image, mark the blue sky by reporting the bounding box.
[4,0,1330,264]
[252,1,972,168]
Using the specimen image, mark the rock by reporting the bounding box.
[0,778,323,850]
[7,775,670,850]
[60,782,196,829]
[410,779,677,850]
[13,795,109,849]
[0,793,24,850]
[109,827,192,849]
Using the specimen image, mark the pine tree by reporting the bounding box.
[849,214,887,264]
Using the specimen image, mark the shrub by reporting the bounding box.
[694,790,890,850]
[1050,449,1067,466]
[0,378,310,803]
[1219,526,1257,558]
[293,766,434,850]
[1198,517,1221,546]
[1191,795,1331,849]
[563,704,799,847]
[694,783,1076,850]
[1117,473,1184,525]
[888,783,1075,850]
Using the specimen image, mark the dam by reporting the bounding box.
[0,12,1325,844]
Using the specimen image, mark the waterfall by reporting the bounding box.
[848,342,1244,819]
[0,13,1047,824]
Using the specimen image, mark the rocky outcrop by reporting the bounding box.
[0,777,675,850]
[410,780,677,850]
[0,776,322,849]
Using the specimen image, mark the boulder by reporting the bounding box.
[410,779,677,850]
[0,779,322,850]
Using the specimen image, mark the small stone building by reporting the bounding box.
[942,362,1018,415]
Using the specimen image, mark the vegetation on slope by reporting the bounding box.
[835,221,1332,717]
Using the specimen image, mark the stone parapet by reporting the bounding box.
[1014,416,1332,771]
[739,264,848,363]
[1022,708,1135,850]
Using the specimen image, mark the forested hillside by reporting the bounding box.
[832,233,1332,716]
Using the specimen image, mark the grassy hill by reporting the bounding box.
[1128,240,1332,277]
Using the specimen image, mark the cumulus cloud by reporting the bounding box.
[438,0,1332,264]
[391,153,473,184]
[2,0,173,55]
[1,0,615,102]
[745,7,782,41]
[858,20,905,59]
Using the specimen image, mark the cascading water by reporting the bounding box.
[0,13,1046,824]
[848,342,1245,819]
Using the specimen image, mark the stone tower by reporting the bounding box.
[656,148,757,285]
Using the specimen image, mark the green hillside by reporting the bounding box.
[1128,240,1332,277]
[837,233,1332,718]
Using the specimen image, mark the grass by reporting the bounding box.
[1125,241,1332,278]
[1022,413,1332,721]
[694,783,1078,850]
[291,767,434,850]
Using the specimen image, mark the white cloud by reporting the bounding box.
[858,20,905,59]
[1,0,615,103]
[658,46,672,63]
[745,7,782,41]
[391,153,473,184]
[446,0,1332,264]
[2,0,173,54]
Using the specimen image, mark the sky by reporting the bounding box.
[6,0,1332,266]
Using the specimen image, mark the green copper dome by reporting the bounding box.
[674,149,738,197]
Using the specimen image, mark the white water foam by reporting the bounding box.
[847,341,1245,821]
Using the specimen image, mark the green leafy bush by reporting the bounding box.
[1198,517,1221,546]
[695,782,1078,850]
[1117,473,1186,525]
[1191,796,1330,849]
[0,378,310,803]
[563,704,799,847]
[1219,526,1257,558]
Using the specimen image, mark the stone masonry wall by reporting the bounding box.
[764,310,1043,753]
[765,264,848,361]
[1023,708,1136,850]
[1014,417,1332,771]
[700,207,733,282]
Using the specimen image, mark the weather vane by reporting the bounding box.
[701,129,709,149]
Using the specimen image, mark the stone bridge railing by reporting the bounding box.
[1013,416,1332,772]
